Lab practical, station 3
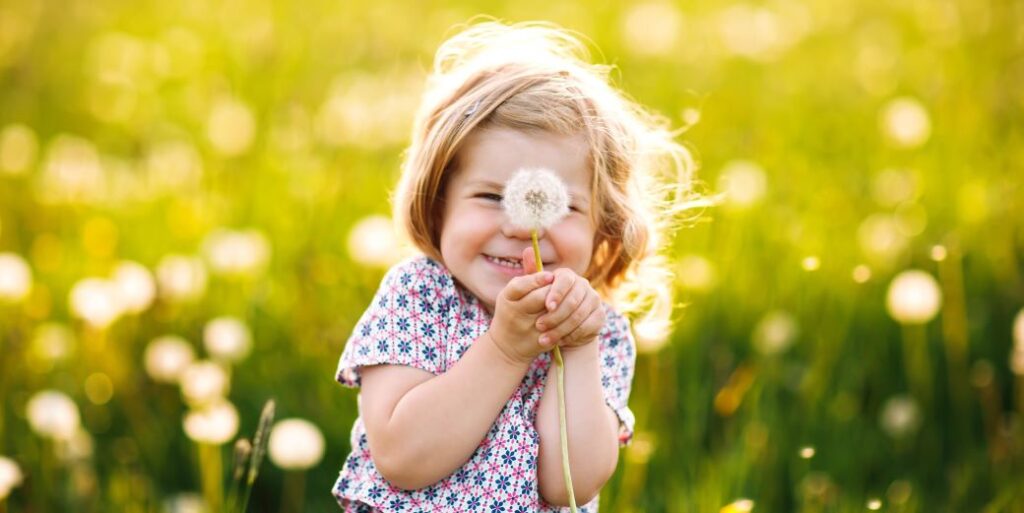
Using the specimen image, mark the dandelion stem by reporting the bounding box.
[533,230,578,513]
[198,443,224,513]
[279,470,306,513]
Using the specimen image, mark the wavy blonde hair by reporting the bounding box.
[393,19,702,343]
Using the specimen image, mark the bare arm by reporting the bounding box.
[359,331,533,490]
[535,341,620,506]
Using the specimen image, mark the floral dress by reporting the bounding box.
[332,256,637,513]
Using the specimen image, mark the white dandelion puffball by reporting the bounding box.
[156,254,208,303]
[268,418,326,470]
[145,335,196,383]
[886,270,942,324]
[112,260,156,313]
[0,252,33,303]
[880,395,921,438]
[26,390,81,440]
[0,456,23,499]
[163,492,208,513]
[180,361,230,406]
[1014,308,1024,352]
[203,316,252,362]
[347,215,403,268]
[717,159,767,209]
[752,310,799,355]
[202,228,271,277]
[880,96,931,148]
[502,168,570,231]
[69,277,125,329]
[183,400,239,445]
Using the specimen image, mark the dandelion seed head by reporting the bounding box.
[0,456,24,499]
[183,400,239,445]
[268,418,326,470]
[501,168,570,231]
[26,390,81,440]
[145,335,196,383]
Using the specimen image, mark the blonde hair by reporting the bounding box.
[393,19,702,343]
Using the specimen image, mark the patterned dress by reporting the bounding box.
[332,256,637,513]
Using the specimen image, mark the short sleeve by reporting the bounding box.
[335,257,454,388]
[598,307,637,448]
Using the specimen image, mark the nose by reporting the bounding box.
[501,217,546,240]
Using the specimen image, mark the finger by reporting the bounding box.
[522,246,540,275]
[504,271,554,301]
[557,301,606,348]
[538,291,595,346]
[543,268,576,312]
[536,281,586,332]
[517,284,552,315]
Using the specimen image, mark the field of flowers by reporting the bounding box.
[1,0,1023,512]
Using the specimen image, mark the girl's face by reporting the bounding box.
[440,127,595,313]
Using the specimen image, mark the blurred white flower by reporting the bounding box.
[112,260,155,313]
[183,400,239,445]
[144,140,203,194]
[716,1,806,62]
[886,270,942,324]
[717,160,766,209]
[0,123,38,176]
[38,134,107,205]
[180,361,229,406]
[858,214,909,266]
[203,316,252,362]
[206,96,255,157]
[721,498,755,513]
[314,71,420,149]
[145,335,196,383]
[163,492,208,513]
[29,322,75,367]
[752,310,799,355]
[872,168,918,207]
[347,215,402,268]
[156,254,208,303]
[621,2,684,57]
[677,254,716,292]
[69,277,124,329]
[55,428,94,463]
[268,418,326,470]
[26,390,81,440]
[879,394,921,438]
[0,252,33,303]
[0,456,23,500]
[1009,349,1024,376]
[202,228,271,277]
[502,168,570,231]
[880,97,931,148]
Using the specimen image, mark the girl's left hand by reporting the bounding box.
[534,268,606,350]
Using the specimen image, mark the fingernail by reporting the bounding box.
[547,301,556,311]
[536,322,546,330]
[539,335,550,345]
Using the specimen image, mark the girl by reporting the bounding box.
[333,20,695,513]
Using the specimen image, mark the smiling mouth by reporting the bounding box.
[483,254,554,269]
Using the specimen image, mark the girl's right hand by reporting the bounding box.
[487,247,553,366]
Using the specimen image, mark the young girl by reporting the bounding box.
[332,20,694,513]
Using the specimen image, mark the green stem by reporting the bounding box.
[533,230,577,512]
[198,443,224,513]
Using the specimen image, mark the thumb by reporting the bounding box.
[522,246,539,274]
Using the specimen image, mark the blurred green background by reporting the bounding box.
[1,0,1023,512]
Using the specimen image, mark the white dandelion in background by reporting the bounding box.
[268,418,326,470]
[621,2,684,57]
[0,123,38,176]
[112,260,155,313]
[183,400,239,445]
[162,492,208,513]
[156,254,208,303]
[717,159,767,209]
[26,390,81,440]
[886,270,942,324]
[347,215,404,268]
[0,252,32,303]
[145,335,196,383]
[752,310,799,355]
[880,96,931,148]
[180,361,229,406]
[880,394,921,438]
[1014,308,1024,352]
[29,323,75,370]
[502,168,571,231]
[203,316,252,363]
[677,254,717,292]
[69,277,125,329]
[206,95,255,157]
[202,228,271,277]
[0,456,23,500]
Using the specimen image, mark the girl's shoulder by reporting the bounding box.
[380,254,456,291]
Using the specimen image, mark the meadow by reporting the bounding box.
[1,0,1023,511]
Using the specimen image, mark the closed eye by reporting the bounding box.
[475,193,502,202]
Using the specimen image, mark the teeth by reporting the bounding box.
[486,255,522,268]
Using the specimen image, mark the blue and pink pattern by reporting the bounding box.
[333,256,636,513]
